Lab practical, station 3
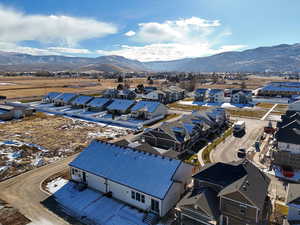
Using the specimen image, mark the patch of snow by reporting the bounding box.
[0,82,15,85]
[46,177,68,194]
[32,157,45,167]
[0,166,8,174]
[179,101,253,109]
[54,181,147,225]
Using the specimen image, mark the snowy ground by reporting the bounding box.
[52,181,148,225]
[179,100,253,109]
[46,178,68,194]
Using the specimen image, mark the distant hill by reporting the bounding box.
[0,53,147,72]
[1,43,300,72]
[144,43,300,72]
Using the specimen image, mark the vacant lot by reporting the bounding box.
[0,112,130,180]
[0,76,159,99]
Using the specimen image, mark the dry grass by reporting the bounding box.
[0,76,159,99]
[256,102,275,109]
[226,109,267,119]
[168,102,210,111]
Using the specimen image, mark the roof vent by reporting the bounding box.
[242,185,247,191]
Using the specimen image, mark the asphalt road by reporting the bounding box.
[0,155,78,225]
[210,118,268,163]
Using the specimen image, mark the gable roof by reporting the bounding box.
[286,183,300,205]
[275,120,300,145]
[195,88,208,94]
[131,101,162,113]
[194,160,270,209]
[87,98,111,108]
[69,140,182,199]
[55,93,78,102]
[45,92,62,99]
[71,95,94,105]
[208,89,224,95]
[178,188,220,220]
[106,99,135,111]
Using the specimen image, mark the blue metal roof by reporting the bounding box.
[208,89,223,95]
[195,88,208,94]
[55,93,78,102]
[45,92,62,99]
[71,95,94,105]
[131,101,161,113]
[87,98,110,108]
[106,99,135,111]
[69,140,181,199]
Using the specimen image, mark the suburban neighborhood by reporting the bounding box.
[1,1,300,225]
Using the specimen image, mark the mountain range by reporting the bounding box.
[0,43,300,73]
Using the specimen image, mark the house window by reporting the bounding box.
[221,216,228,225]
[141,195,145,203]
[240,205,247,215]
[136,193,141,201]
[131,191,135,200]
[71,168,75,175]
[151,199,160,213]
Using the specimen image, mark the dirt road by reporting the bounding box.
[0,155,78,225]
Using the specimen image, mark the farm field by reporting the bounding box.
[0,76,157,99]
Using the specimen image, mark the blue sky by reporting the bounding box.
[0,0,299,61]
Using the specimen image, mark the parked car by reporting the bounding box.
[237,148,246,158]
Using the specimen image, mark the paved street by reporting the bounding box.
[211,118,268,163]
[0,155,78,225]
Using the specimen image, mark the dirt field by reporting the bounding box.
[197,75,292,90]
[0,76,158,99]
[0,199,31,225]
[0,112,130,181]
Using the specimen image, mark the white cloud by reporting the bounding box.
[47,47,91,54]
[0,5,117,47]
[97,43,246,62]
[125,30,136,37]
[97,17,246,61]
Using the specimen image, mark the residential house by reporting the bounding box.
[0,104,35,121]
[176,160,270,225]
[194,89,208,102]
[142,108,228,152]
[117,89,136,100]
[131,101,167,120]
[69,140,193,217]
[284,183,300,225]
[231,89,253,105]
[272,110,300,181]
[53,93,78,106]
[258,82,300,97]
[207,89,225,103]
[106,99,136,115]
[86,98,112,112]
[143,90,167,103]
[42,92,62,103]
[103,89,119,98]
[114,139,181,159]
[70,95,94,108]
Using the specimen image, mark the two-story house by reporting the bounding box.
[194,89,208,102]
[272,110,300,182]
[231,89,253,105]
[176,160,270,225]
[208,89,225,103]
[284,183,300,225]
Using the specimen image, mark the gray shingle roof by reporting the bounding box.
[286,183,300,205]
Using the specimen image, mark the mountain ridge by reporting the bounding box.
[0,43,300,72]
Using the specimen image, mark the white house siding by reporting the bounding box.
[288,204,300,221]
[145,92,159,101]
[162,163,194,216]
[71,167,165,216]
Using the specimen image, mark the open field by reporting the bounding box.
[0,76,159,99]
[0,112,130,181]
[197,75,294,90]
